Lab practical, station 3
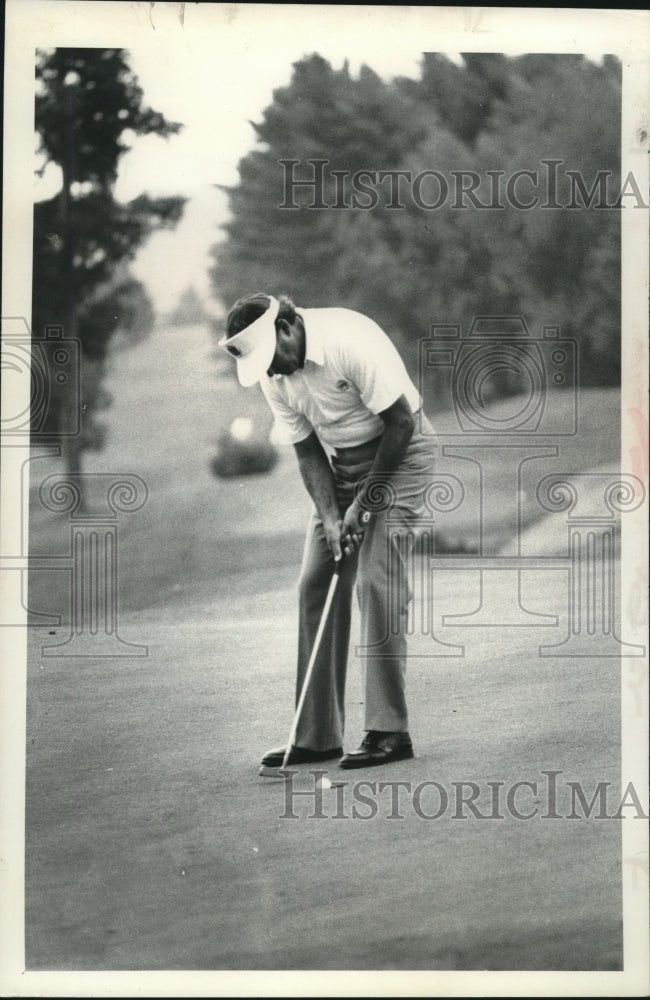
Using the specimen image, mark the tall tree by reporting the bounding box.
[210,54,427,311]
[210,52,623,403]
[398,52,509,146]
[33,48,186,475]
[473,54,622,385]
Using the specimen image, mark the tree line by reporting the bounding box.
[210,53,623,410]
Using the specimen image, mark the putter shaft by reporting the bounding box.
[279,563,341,770]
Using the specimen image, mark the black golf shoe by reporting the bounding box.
[260,744,343,768]
[339,731,414,769]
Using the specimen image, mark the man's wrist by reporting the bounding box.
[350,492,365,515]
[321,505,341,527]
[350,492,373,525]
[351,476,372,516]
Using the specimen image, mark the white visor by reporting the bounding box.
[219,296,280,386]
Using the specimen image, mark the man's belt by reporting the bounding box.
[332,435,383,463]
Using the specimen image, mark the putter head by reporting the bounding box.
[258,764,289,779]
[257,765,333,789]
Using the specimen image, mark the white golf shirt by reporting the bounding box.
[260,307,421,449]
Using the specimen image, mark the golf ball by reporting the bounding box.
[230,417,254,442]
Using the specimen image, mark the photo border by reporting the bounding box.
[1,4,648,996]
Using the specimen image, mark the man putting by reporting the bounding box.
[220,294,436,769]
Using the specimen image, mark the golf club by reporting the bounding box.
[258,559,342,778]
[258,510,370,779]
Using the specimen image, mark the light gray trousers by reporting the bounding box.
[294,419,436,750]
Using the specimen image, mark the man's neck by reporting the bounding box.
[296,314,307,368]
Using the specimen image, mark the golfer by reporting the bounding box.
[220,294,436,769]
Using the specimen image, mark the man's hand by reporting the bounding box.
[341,500,370,558]
[338,394,414,559]
[294,434,345,562]
[323,517,344,562]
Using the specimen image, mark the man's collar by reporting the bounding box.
[299,310,324,366]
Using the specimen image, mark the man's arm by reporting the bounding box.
[340,393,415,555]
[294,432,343,561]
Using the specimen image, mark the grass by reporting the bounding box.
[27,320,621,616]
[22,323,626,973]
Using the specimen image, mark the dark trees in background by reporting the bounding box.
[210,53,623,410]
[33,47,186,474]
